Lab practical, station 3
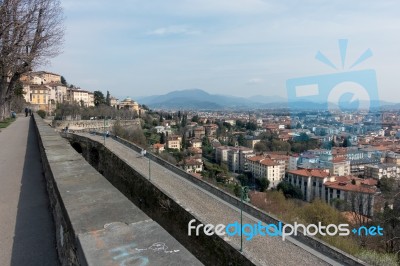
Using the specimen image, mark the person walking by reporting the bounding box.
[24,107,28,117]
[28,108,32,116]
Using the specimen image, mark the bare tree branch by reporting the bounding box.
[0,0,64,120]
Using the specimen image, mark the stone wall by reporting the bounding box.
[52,119,140,131]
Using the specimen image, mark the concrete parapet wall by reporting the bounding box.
[52,119,140,131]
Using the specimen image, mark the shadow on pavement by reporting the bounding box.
[10,118,59,266]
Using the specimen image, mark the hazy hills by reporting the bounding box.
[136,89,288,110]
[134,89,393,111]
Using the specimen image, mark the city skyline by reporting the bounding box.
[47,0,400,101]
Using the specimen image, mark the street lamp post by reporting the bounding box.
[149,156,151,181]
[240,185,248,253]
[240,187,243,252]
[103,117,106,145]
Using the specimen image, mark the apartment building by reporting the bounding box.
[204,124,218,136]
[68,89,95,107]
[26,84,51,111]
[226,146,254,173]
[215,146,231,164]
[288,155,300,170]
[21,71,61,85]
[166,135,182,150]
[320,157,351,176]
[324,176,376,216]
[286,169,330,202]
[364,163,400,180]
[246,155,284,189]
[193,126,206,139]
[286,169,376,216]
[189,138,202,148]
[181,158,203,173]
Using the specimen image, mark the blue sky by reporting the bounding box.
[47,0,400,101]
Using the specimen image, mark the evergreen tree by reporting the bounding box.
[94,91,105,106]
[61,76,67,85]
[160,132,166,144]
[105,91,111,106]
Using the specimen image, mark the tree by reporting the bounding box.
[234,183,241,197]
[191,115,199,123]
[160,132,166,144]
[246,121,257,131]
[296,133,310,142]
[259,178,270,192]
[277,181,303,199]
[61,76,67,85]
[237,174,249,186]
[105,90,111,106]
[0,0,64,120]
[343,137,351,147]
[94,91,105,106]
[11,81,25,112]
[181,113,187,127]
[181,133,187,149]
[235,120,245,128]
[254,141,268,153]
[237,134,246,146]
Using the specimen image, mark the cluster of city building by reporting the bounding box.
[20,71,142,114]
[151,111,400,216]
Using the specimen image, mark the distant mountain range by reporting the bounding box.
[135,89,288,110]
[133,89,396,111]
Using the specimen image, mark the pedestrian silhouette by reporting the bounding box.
[24,107,28,117]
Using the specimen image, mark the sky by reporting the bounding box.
[46,0,400,102]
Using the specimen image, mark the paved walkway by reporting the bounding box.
[0,116,59,266]
[79,133,340,266]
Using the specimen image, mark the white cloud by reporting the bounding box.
[147,26,201,36]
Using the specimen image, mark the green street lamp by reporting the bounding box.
[240,185,249,252]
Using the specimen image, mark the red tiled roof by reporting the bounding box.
[183,159,203,166]
[324,181,376,194]
[361,178,378,186]
[248,156,278,166]
[153,143,165,149]
[288,169,330,178]
[332,157,347,163]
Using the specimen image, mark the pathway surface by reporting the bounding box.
[79,133,342,266]
[0,116,59,266]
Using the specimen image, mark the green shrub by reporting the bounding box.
[37,110,46,119]
[357,250,398,266]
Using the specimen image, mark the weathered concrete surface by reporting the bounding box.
[70,133,335,266]
[33,115,203,266]
[0,116,59,266]
[79,221,202,266]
